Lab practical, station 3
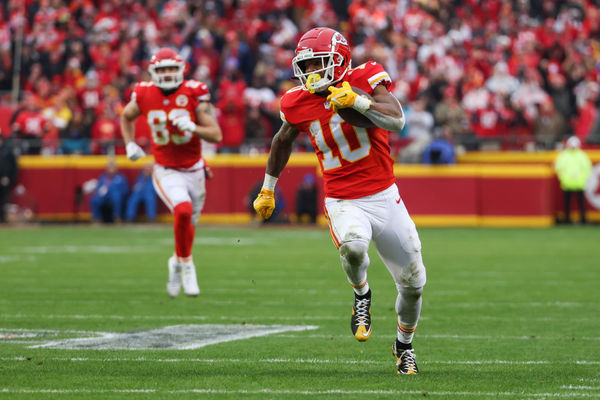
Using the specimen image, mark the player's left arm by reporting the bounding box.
[364,85,405,131]
[327,82,405,131]
[192,102,223,143]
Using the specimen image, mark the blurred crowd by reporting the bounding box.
[2,0,600,159]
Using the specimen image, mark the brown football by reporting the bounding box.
[336,86,374,128]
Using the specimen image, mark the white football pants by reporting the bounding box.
[152,160,206,225]
[324,183,427,289]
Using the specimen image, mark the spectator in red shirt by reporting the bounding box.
[11,93,50,155]
[91,106,119,155]
[6,0,600,155]
[216,71,247,152]
[77,70,103,112]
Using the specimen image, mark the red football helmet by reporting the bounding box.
[292,27,352,93]
[148,48,185,90]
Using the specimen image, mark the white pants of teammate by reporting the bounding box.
[152,159,206,225]
[325,183,427,289]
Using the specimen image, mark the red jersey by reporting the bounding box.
[14,111,46,137]
[133,80,211,169]
[280,61,395,199]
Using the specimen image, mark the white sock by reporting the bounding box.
[397,320,416,344]
[395,286,423,344]
[353,281,370,296]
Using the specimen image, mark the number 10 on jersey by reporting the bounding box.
[310,114,371,171]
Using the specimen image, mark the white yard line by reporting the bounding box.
[0,313,349,321]
[8,312,584,323]
[2,356,599,365]
[0,388,599,397]
[447,301,587,308]
[0,256,36,263]
[275,333,600,340]
[2,326,599,342]
[0,328,110,335]
[0,313,206,321]
[20,245,157,253]
[561,386,600,390]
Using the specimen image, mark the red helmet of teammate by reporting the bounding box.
[148,48,185,90]
[292,27,352,93]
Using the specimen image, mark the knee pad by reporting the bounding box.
[339,239,369,267]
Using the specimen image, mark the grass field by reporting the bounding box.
[0,224,598,399]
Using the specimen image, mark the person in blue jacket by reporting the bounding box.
[90,161,129,223]
[422,128,456,164]
[125,164,157,222]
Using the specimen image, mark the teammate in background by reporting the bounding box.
[253,28,426,374]
[120,48,222,297]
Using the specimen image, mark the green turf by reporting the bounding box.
[0,225,598,399]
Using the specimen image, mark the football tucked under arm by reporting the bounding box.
[335,86,375,128]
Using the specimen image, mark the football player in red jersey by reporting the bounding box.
[253,28,426,374]
[120,48,222,298]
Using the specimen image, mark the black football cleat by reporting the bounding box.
[351,291,372,341]
[392,341,419,375]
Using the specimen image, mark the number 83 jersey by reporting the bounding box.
[280,61,396,199]
[132,80,210,169]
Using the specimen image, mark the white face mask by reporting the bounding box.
[292,50,348,93]
[149,63,184,90]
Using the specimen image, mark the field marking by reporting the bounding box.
[2,296,593,308]
[17,238,263,254]
[20,245,158,254]
[0,313,367,321]
[0,328,108,342]
[0,299,248,306]
[0,255,36,263]
[449,301,587,308]
[275,333,600,341]
[2,326,600,343]
[1,311,577,324]
[562,386,600,390]
[0,314,398,322]
[29,324,319,350]
[0,328,109,335]
[1,313,208,321]
[7,311,588,324]
[3,356,599,366]
[1,388,599,398]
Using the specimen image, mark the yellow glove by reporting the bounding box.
[253,188,275,219]
[327,81,358,112]
[327,81,372,113]
[306,73,321,94]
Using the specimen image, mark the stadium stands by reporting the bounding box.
[1,0,599,157]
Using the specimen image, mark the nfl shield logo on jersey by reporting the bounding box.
[176,95,188,107]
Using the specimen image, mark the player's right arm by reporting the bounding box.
[253,121,300,219]
[120,98,146,161]
[266,121,301,178]
[120,99,141,144]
